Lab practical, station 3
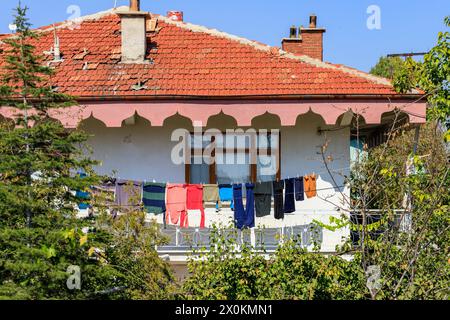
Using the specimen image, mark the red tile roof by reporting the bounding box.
[0,7,416,99]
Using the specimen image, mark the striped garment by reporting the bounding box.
[143,182,166,214]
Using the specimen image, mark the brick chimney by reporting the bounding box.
[117,0,148,63]
[167,11,184,22]
[281,14,326,61]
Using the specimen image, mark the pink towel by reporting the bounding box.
[165,184,187,227]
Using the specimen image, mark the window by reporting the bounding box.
[185,130,280,184]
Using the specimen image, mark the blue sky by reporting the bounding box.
[0,0,448,71]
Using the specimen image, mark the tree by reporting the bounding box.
[0,4,118,299]
[94,210,178,300]
[182,226,368,300]
[317,117,450,300]
[370,56,406,79]
[393,16,450,126]
[0,5,176,300]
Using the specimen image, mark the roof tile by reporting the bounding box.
[0,8,405,98]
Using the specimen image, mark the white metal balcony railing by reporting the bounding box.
[155,223,324,253]
[154,209,409,253]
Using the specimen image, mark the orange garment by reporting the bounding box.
[304,174,317,199]
[165,184,187,227]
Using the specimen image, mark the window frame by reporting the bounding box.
[185,131,281,184]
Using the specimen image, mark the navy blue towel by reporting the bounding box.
[272,180,285,220]
[233,184,245,229]
[233,183,255,229]
[284,178,296,214]
[244,183,255,228]
[294,177,305,201]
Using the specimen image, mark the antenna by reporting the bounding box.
[52,25,62,61]
[387,52,427,59]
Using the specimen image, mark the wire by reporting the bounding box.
[86,184,347,208]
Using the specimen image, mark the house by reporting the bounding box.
[0,2,426,261]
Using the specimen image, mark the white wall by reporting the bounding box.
[81,115,192,182]
[82,112,351,252]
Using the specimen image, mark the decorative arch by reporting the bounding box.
[0,100,427,128]
[206,111,238,129]
[78,115,108,129]
[251,112,282,128]
[162,112,193,129]
[294,109,327,127]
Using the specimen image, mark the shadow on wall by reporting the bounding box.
[79,111,350,200]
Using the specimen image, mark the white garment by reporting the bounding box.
[188,209,202,228]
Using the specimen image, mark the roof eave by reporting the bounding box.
[73,93,426,103]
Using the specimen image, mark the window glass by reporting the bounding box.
[190,156,210,184]
[257,155,277,182]
[188,132,279,184]
[216,152,250,184]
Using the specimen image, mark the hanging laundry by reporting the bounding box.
[186,184,205,229]
[244,183,255,228]
[203,184,221,210]
[284,178,296,214]
[294,176,305,201]
[219,184,234,209]
[143,182,166,214]
[76,190,90,210]
[115,180,143,210]
[76,172,90,210]
[304,174,317,199]
[91,178,117,217]
[272,180,285,220]
[232,184,255,229]
[254,181,272,217]
[166,183,187,227]
[233,184,245,229]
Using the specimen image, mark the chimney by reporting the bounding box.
[281,14,326,61]
[309,14,317,28]
[117,0,148,63]
[167,11,184,22]
[130,0,140,11]
[52,26,62,61]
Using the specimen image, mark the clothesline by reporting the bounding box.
[78,169,350,229]
[92,185,347,207]
[111,165,352,186]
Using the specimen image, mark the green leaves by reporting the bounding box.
[391,17,450,125]
[370,56,406,80]
[183,229,367,300]
[41,245,57,259]
[0,5,115,300]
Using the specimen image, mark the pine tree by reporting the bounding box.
[0,5,176,300]
[0,4,120,299]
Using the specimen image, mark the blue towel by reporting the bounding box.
[76,190,90,210]
[244,183,255,228]
[294,177,305,201]
[233,183,255,229]
[219,184,234,209]
[233,184,245,229]
[284,178,296,213]
[76,172,90,210]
